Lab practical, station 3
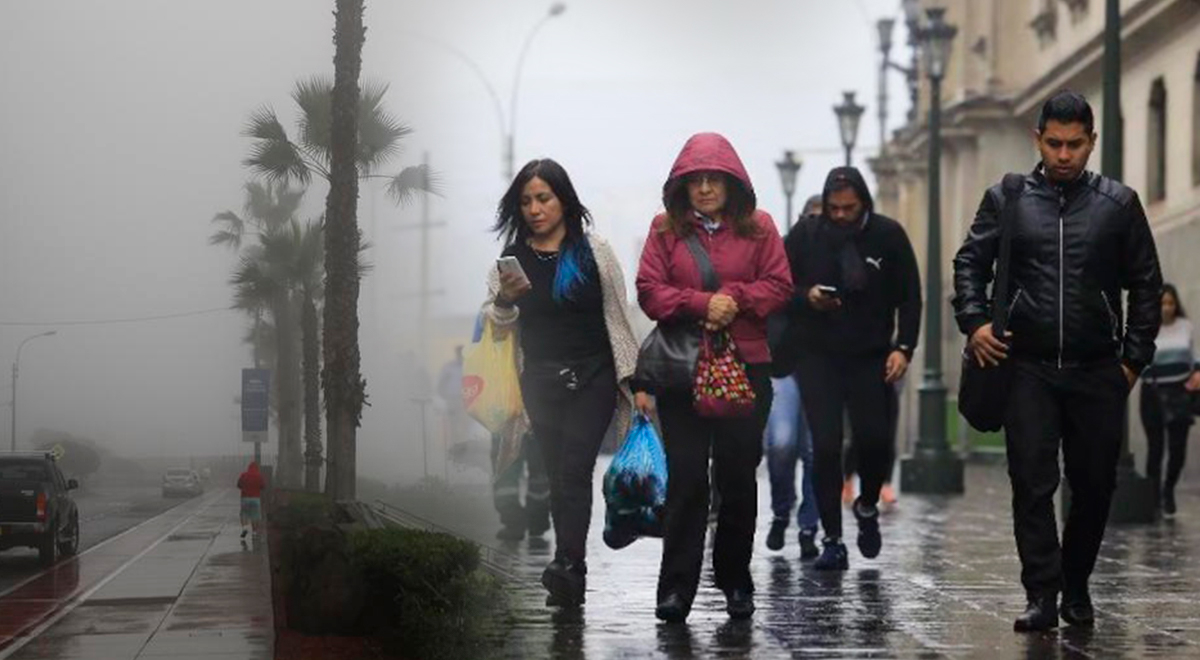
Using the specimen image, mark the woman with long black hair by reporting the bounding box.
[481,158,640,606]
[1140,283,1200,516]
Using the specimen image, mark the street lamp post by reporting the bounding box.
[505,2,567,180]
[900,7,964,495]
[834,91,866,168]
[1098,0,1156,524]
[775,150,802,231]
[11,331,57,451]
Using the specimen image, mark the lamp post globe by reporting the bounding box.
[774,150,802,230]
[834,91,866,168]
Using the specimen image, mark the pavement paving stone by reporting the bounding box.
[478,460,1200,659]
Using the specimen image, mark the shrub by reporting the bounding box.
[347,528,508,659]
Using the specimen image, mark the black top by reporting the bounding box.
[501,241,610,363]
[952,167,1163,371]
[780,212,922,361]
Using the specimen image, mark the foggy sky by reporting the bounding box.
[0,1,910,482]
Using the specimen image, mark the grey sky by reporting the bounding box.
[0,1,911,481]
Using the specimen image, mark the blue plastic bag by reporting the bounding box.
[603,413,668,550]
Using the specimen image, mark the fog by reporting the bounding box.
[0,1,909,484]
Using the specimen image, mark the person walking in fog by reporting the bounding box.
[953,91,1162,631]
[237,461,266,538]
[1140,283,1200,517]
[482,158,640,607]
[781,166,921,572]
[765,194,824,559]
[635,132,792,622]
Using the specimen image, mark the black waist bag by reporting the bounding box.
[958,174,1024,433]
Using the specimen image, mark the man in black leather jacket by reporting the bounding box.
[952,91,1163,632]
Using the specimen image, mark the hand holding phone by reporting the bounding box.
[496,256,532,303]
[809,284,843,312]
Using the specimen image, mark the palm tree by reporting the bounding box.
[323,0,367,500]
[211,181,312,488]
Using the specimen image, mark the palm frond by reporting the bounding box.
[242,106,289,141]
[358,82,412,171]
[385,165,442,206]
[293,76,334,167]
[244,137,311,185]
[208,210,245,249]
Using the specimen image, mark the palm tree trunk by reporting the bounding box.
[302,293,323,492]
[274,298,303,489]
[322,0,367,501]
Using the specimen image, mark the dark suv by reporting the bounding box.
[0,452,80,565]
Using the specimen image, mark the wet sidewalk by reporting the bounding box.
[0,490,272,660]
[485,461,1200,659]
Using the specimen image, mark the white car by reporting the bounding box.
[162,468,204,498]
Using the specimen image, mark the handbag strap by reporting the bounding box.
[682,232,721,293]
[991,173,1026,334]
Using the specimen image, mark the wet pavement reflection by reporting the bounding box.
[484,461,1200,658]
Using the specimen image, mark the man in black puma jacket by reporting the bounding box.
[952,91,1162,632]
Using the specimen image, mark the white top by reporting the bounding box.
[1145,318,1196,384]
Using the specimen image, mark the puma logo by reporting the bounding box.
[865,257,883,270]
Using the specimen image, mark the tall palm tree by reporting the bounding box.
[323,0,367,500]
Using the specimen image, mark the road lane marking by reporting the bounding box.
[0,491,218,602]
[0,491,228,659]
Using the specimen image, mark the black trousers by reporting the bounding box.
[795,351,891,540]
[1140,383,1193,495]
[1004,359,1127,596]
[843,382,901,481]
[521,358,617,564]
[656,364,771,607]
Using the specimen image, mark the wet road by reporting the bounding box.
[0,489,270,659]
[477,461,1200,659]
[0,483,189,593]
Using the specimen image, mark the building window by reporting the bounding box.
[1193,55,1200,187]
[1059,0,1088,24]
[1031,0,1058,48]
[1148,78,1168,203]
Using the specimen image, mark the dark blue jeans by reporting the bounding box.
[764,374,819,532]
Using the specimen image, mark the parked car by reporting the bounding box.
[0,451,80,565]
[162,468,204,498]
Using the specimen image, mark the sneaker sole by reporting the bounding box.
[542,570,585,606]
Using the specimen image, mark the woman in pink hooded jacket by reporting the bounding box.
[635,133,792,622]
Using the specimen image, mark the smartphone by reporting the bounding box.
[816,284,841,298]
[496,256,530,285]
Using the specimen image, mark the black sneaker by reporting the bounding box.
[240,529,248,539]
[813,539,849,571]
[724,589,755,619]
[853,498,882,559]
[1060,589,1094,627]
[542,559,586,606]
[766,519,787,551]
[655,592,689,623]
[798,528,819,561]
[1163,490,1177,517]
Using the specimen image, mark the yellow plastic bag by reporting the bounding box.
[461,318,524,435]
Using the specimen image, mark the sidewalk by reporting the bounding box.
[1,490,273,660]
[477,460,1200,659]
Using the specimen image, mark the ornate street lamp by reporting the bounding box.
[775,150,803,231]
[833,91,866,168]
[900,6,963,495]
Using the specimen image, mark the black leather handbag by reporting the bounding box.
[958,174,1025,432]
[634,233,719,394]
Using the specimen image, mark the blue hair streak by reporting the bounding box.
[553,236,597,304]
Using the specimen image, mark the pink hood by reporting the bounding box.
[663,132,757,208]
